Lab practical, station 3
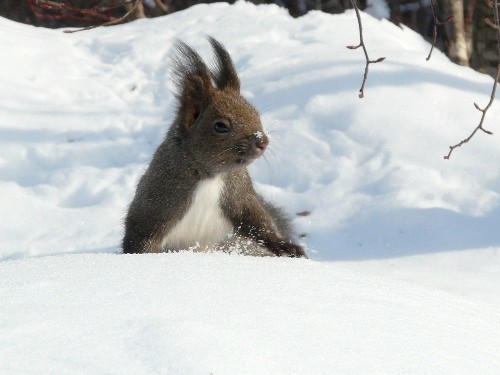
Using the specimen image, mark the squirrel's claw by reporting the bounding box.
[269,242,307,258]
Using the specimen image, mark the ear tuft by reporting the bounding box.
[208,36,241,93]
[171,40,214,127]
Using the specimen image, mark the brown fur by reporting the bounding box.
[122,37,306,258]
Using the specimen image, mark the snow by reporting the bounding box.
[1,1,499,373]
[366,0,390,19]
[1,253,499,374]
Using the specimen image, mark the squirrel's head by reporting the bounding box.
[172,37,269,175]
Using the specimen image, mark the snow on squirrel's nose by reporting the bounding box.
[255,136,269,152]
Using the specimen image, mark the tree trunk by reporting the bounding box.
[443,0,472,66]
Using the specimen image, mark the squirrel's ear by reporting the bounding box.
[172,40,215,128]
[208,36,240,93]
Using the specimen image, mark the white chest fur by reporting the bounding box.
[161,175,233,251]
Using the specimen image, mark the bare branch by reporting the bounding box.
[154,0,172,14]
[63,0,142,33]
[485,17,500,30]
[444,0,500,159]
[426,0,454,61]
[346,0,386,98]
[34,0,143,28]
[35,0,118,22]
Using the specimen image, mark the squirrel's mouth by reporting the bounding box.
[235,142,266,167]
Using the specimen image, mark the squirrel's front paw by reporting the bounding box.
[268,241,307,258]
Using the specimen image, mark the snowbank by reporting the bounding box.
[1,253,499,374]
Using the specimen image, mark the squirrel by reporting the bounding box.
[122,37,306,258]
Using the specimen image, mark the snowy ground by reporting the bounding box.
[2,253,499,374]
[1,2,499,373]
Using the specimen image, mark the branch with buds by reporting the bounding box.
[426,0,454,61]
[444,0,500,159]
[346,0,386,98]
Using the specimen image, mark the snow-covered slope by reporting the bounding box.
[1,2,500,373]
[1,1,499,262]
[1,253,499,374]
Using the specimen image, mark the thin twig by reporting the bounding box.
[154,0,171,14]
[346,0,385,98]
[485,17,500,30]
[63,0,142,33]
[426,0,453,61]
[444,0,500,159]
[36,0,116,22]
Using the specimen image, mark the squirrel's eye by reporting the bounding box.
[213,121,230,134]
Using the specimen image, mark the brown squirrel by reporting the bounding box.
[122,37,306,258]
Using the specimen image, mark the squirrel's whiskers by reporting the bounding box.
[122,37,306,258]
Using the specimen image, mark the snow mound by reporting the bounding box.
[1,253,499,374]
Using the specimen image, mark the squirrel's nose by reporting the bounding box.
[255,137,269,152]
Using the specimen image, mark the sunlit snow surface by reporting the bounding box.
[1,253,499,374]
[1,2,499,373]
